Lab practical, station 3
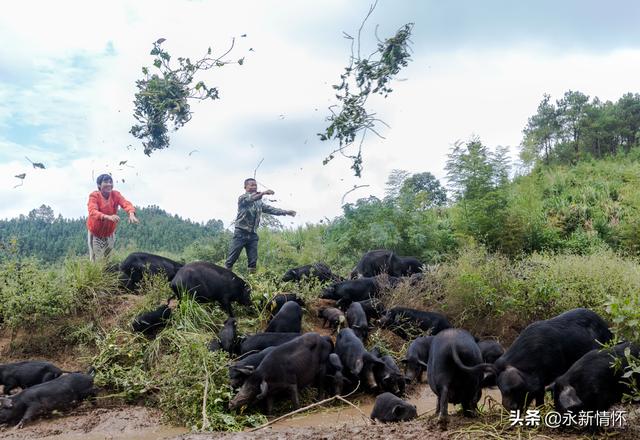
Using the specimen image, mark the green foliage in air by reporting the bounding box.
[319,3,413,177]
[131,38,244,155]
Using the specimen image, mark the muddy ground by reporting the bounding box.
[0,385,636,440]
[0,406,186,440]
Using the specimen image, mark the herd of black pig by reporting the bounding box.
[1,249,638,430]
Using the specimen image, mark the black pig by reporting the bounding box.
[550,342,640,414]
[0,372,97,428]
[370,392,417,423]
[229,333,332,413]
[491,308,612,411]
[131,304,172,337]
[265,301,303,333]
[0,361,64,395]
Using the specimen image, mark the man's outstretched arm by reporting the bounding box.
[239,189,275,206]
[262,203,296,217]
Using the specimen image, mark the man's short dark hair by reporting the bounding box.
[244,178,256,187]
[96,173,113,187]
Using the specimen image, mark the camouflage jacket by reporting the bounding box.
[233,192,289,233]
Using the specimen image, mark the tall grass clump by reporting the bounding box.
[0,253,124,356]
[428,245,522,338]
[92,296,266,431]
[413,245,640,342]
[63,257,121,315]
[245,265,337,333]
[0,257,75,331]
[519,249,640,320]
[0,256,120,347]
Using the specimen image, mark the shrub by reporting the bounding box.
[416,246,640,342]
[92,297,266,431]
[0,258,75,330]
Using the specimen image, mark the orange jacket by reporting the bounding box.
[86,190,136,238]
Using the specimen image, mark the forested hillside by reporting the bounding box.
[0,205,224,262]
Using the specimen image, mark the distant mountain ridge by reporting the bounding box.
[0,204,223,262]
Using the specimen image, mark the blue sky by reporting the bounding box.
[2,0,640,227]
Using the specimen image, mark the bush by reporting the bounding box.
[606,293,640,344]
[606,292,640,403]
[92,329,154,401]
[93,297,266,431]
[419,245,640,341]
[0,258,75,330]
[183,232,232,266]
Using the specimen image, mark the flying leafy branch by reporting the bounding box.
[318,2,413,177]
[131,38,244,155]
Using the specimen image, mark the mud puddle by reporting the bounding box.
[268,384,502,430]
[177,387,513,440]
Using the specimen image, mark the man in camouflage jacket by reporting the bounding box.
[225,178,296,272]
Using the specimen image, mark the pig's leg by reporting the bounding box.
[15,403,41,429]
[535,390,545,408]
[289,385,300,409]
[437,386,449,429]
[264,396,274,415]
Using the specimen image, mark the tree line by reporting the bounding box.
[0,205,223,262]
[521,91,640,166]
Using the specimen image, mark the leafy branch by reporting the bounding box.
[131,38,245,155]
[318,2,413,177]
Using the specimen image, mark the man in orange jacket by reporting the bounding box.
[86,174,139,261]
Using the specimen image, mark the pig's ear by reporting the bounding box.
[0,398,13,408]
[328,355,342,369]
[392,405,406,418]
[352,358,364,375]
[236,365,255,376]
[257,380,269,400]
[558,385,582,410]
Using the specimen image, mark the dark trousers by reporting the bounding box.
[225,229,259,270]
